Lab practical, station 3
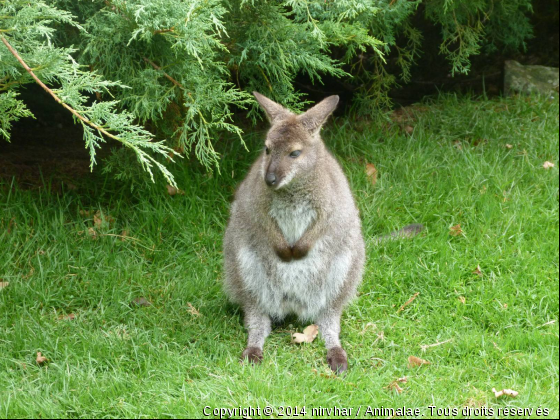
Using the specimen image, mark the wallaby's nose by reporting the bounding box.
[265,173,277,187]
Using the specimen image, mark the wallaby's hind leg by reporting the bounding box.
[241,306,272,364]
[317,309,348,374]
[317,253,364,374]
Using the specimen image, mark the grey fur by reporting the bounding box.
[223,93,365,374]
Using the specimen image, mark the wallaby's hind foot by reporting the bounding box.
[241,347,263,364]
[327,347,348,374]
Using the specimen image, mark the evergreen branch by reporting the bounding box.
[1,34,179,186]
[142,56,187,92]
[1,35,123,144]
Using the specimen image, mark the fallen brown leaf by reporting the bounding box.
[408,355,430,368]
[505,144,513,149]
[388,382,404,393]
[449,224,463,237]
[166,185,185,196]
[387,376,407,393]
[93,211,115,229]
[187,302,201,317]
[93,213,103,229]
[492,388,518,398]
[36,352,48,365]
[365,163,378,186]
[87,227,98,239]
[543,161,555,169]
[292,324,319,344]
[473,265,483,276]
[404,125,414,135]
[0,282,9,290]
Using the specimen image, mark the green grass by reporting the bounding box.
[0,94,558,419]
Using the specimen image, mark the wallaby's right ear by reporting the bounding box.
[253,92,291,124]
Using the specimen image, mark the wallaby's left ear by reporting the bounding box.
[298,95,339,134]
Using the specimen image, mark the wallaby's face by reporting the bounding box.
[253,92,339,190]
[262,118,319,189]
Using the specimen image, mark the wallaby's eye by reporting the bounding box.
[289,150,302,158]
[265,147,271,155]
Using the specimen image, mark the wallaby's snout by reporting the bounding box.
[265,171,277,187]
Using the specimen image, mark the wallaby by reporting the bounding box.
[223,92,365,374]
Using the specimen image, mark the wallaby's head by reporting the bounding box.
[253,92,339,190]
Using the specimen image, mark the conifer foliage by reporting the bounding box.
[0,0,535,184]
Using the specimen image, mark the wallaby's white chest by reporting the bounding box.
[269,197,316,246]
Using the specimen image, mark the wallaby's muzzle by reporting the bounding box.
[265,172,277,187]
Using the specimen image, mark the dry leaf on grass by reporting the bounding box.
[543,161,555,169]
[387,376,408,393]
[187,302,201,317]
[492,388,518,398]
[93,211,115,229]
[473,265,483,276]
[166,185,185,196]
[0,282,9,290]
[449,224,463,237]
[458,296,466,304]
[87,227,98,240]
[404,125,414,135]
[292,324,319,344]
[365,163,378,186]
[505,144,513,149]
[388,382,404,394]
[93,213,102,229]
[408,355,430,368]
[36,352,48,365]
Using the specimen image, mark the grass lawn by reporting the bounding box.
[0,94,558,419]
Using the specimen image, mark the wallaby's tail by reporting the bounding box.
[374,224,424,244]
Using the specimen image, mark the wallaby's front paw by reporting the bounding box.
[327,347,348,374]
[241,347,263,364]
[275,246,293,262]
[291,242,310,260]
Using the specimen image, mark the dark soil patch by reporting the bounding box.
[0,85,111,192]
